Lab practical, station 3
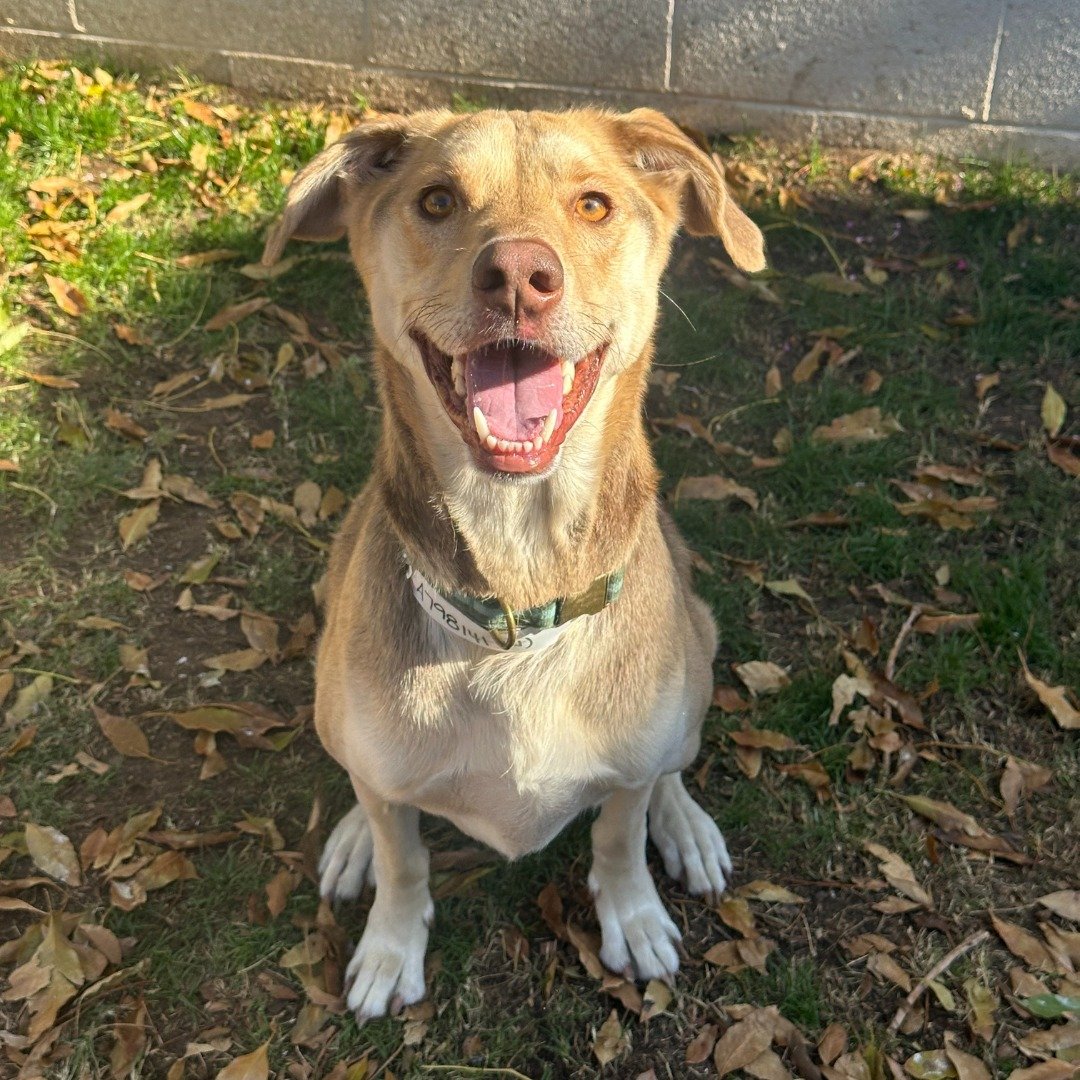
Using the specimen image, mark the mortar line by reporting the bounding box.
[981,0,1007,122]
[663,0,676,91]
[66,0,86,33]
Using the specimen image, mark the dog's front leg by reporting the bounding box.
[342,780,433,1020]
[589,781,681,982]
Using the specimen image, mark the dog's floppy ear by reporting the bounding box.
[616,108,765,273]
[262,115,417,266]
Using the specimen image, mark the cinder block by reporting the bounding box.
[71,0,368,67]
[370,0,668,92]
[0,28,231,84]
[0,1,70,33]
[671,0,1000,121]
[990,0,1080,129]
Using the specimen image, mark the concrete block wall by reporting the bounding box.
[1,0,1077,166]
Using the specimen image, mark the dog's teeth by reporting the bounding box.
[533,435,544,450]
[523,440,533,453]
[453,374,466,397]
[484,435,498,450]
[497,439,511,452]
[561,360,574,396]
[542,409,557,441]
[472,406,490,441]
[451,358,464,396]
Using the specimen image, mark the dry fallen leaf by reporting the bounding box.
[204,296,270,332]
[765,578,817,610]
[241,612,280,662]
[1047,439,1080,477]
[5,673,53,725]
[109,996,149,1077]
[812,407,903,445]
[175,248,240,269]
[44,273,88,317]
[93,706,152,759]
[105,192,152,224]
[717,897,758,938]
[202,649,269,673]
[1037,891,1080,923]
[239,256,298,281]
[913,613,981,635]
[22,370,80,389]
[1041,384,1067,438]
[775,760,831,801]
[713,686,752,712]
[729,727,797,752]
[990,913,1062,974]
[104,408,149,441]
[963,976,996,1041]
[215,1040,270,1080]
[676,475,759,510]
[864,841,932,908]
[293,480,322,528]
[867,951,912,991]
[745,1048,793,1080]
[25,822,82,885]
[686,1023,719,1064]
[1020,654,1079,730]
[736,880,806,905]
[818,1024,848,1066]
[593,1009,629,1066]
[162,474,221,509]
[734,661,791,696]
[713,1016,773,1077]
[903,1049,956,1079]
[641,978,672,1021]
[1007,1063,1077,1080]
[319,485,347,520]
[118,500,161,550]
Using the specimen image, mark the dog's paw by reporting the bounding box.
[319,804,376,901]
[649,778,732,900]
[344,898,434,1021]
[589,868,681,981]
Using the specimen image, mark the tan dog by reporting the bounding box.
[264,107,764,1020]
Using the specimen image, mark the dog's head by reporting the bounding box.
[265,108,764,478]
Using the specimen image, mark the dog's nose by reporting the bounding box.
[471,240,564,321]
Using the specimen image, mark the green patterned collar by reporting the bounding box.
[407,562,624,651]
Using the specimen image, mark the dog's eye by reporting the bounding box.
[575,193,611,223]
[420,187,456,219]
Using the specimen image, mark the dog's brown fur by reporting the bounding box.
[265,107,764,1019]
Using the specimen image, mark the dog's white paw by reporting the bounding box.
[319,804,376,901]
[649,778,732,899]
[589,867,681,981]
[344,896,434,1021]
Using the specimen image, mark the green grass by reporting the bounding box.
[1,59,1078,1080]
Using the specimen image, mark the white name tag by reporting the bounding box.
[407,566,571,653]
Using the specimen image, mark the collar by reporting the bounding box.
[406,561,624,652]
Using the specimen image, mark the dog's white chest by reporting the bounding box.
[345,649,668,859]
[408,701,625,859]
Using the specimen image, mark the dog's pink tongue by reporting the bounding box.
[465,343,563,442]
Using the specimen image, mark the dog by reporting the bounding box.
[263,106,765,1020]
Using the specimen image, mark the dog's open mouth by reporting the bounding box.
[412,332,607,474]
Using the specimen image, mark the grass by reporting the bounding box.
[1,59,1078,1079]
